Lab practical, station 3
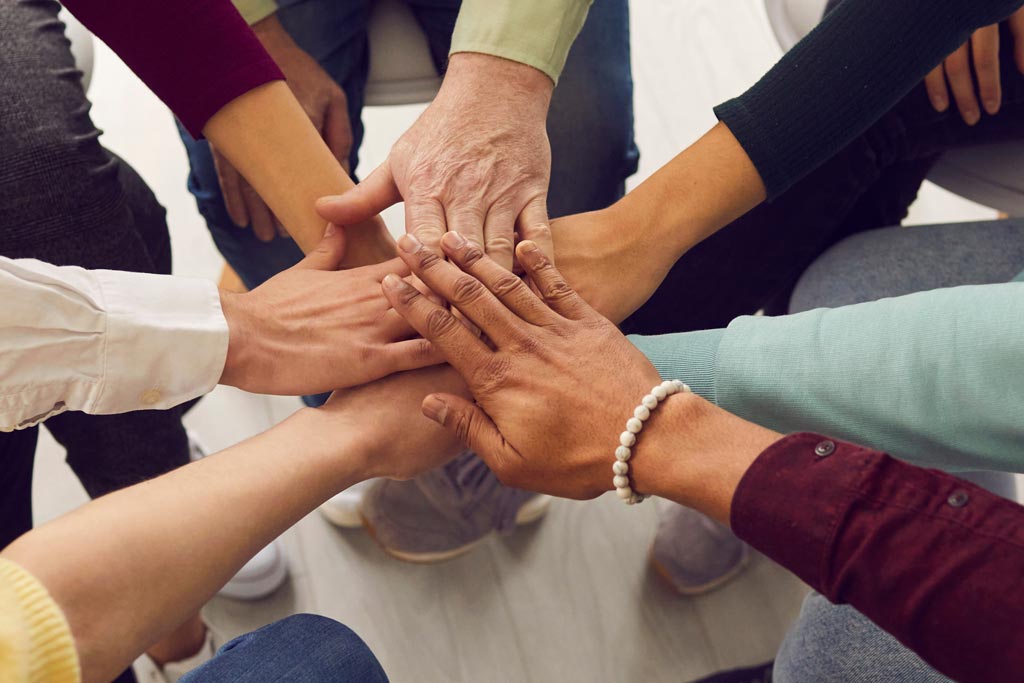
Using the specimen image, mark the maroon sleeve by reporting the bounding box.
[731,432,1024,683]
[62,0,284,137]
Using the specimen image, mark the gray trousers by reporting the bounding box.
[773,218,1024,683]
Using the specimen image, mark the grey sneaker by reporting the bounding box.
[361,450,551,563]
[650,502,750,595]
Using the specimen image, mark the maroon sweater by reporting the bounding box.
[735,433,1024,682]
[62,0,283,136]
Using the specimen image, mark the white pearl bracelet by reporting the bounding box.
[615,379,691,505]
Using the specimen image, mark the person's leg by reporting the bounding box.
[0,427,39,549]
[180,614,388,683]
[769,219,1024,683]
[175,0,371,292]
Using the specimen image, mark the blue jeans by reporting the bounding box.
[177,0,638,291]
[772,219,1024,683]
[180,614,388,682]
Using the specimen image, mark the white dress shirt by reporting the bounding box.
[0,256,228,432]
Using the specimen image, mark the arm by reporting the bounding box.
[382,234,1024,683]
[0,232,437,431]
[629,281,1024,473]
[0,365,463,683]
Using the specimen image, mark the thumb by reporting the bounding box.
[517,197,553,261]
[316,160,401,226]
[296,223,347,270]
[422,394,513,470]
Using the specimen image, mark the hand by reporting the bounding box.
[380,230,667,499]
[924,8,1024,124]
[316,53,554,270]
[211,15,353,242]
[313,365,469,481]
[218,225,441,395]
[549,206,675,324]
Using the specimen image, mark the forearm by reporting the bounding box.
[1,408,364,683]
[631,282,1024,473]
[203,81,395,262]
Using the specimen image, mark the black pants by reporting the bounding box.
[0,0,191,553]
[623,21,1024,337]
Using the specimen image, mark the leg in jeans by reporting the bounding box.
[772,219,1024,683]
[0,1,198,676]
[180,614,388,683]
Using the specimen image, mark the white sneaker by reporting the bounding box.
[187,432,289,600]
[138,628,216,683]
[319,479,376,528]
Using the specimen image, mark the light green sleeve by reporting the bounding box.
[450,0,593,84]
[629,282,1024,473]
[233,0,277,25]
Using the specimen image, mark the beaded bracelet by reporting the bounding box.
[614,379,690,505]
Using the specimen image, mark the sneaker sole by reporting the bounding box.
[363,495,552,565]
[648,545,751,597]
[319,501,365,529]
[217,553,290,601]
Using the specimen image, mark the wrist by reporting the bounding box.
[279,407,374,491]
[444,53,553,115]
[217,289,259,389]
[340,223,397,267]
[630,393,781,525]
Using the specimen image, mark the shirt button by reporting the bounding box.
[140,389,163,406]
[947,490,970,508]
[814,440,836,457]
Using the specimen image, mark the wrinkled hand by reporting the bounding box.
[218,225,441,395]
[924,8,1024,124]
[380,231,666,499]
[211,15,353,242]
[317,53,554,270]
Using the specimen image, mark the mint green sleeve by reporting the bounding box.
[232,0,277,25]
[629,282,1024,473]
[450,0,592,84]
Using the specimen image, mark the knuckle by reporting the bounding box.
[543,278,575,302]
[451,274,487,303]
[460,242,486,267]
[451,410,475,443]
[395,283,422,307]
[425,307,459,337]
[490,272,524,298]
[485,234,515,257]
[415,248,443,271]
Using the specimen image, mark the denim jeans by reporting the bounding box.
[177,0,638,292]
[181,614,388,682]
[770,218,1024,683]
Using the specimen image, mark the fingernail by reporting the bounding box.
[422,395,448,425]
[381,273,404,290]
[520,240,539,254]
[965,109,981,126]
[398,234,422,253]
[323,223,336,237]
[931,95,948,112]
[442,231,467,249]
[984,99,1000,115]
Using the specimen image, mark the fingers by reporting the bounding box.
[439,231,555,326]
[381,273,492,374]
[481,206,516,271]
[407,199,448,256]
[243,183,278,242]
[383,338,446,373]
[324,94,354,174]
[1010,8,1024,74]
[395,234,527,344]
[517,206,554,262]
[212,150,249,228]
[971,24,1001,115]
[421,393,515,472]
[316,161,401,226]
[924,65,950,113]
[516,240,594,321]
[294,223,347,270]
[943,43,981,125]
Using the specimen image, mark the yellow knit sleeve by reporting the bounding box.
[0,559,80,683]
[450,0,593,84]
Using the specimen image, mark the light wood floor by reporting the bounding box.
[32,1,998,681]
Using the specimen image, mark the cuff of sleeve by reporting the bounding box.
[233,0,278,25]
[730,433,882,596]
[449,0,593,84]
[627,329,724,404]
[0,559,80,683]
[93,271,228,414]
[179,61,284,138]
[713,98,790,201]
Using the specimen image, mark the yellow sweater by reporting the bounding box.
[0,559,80,683]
